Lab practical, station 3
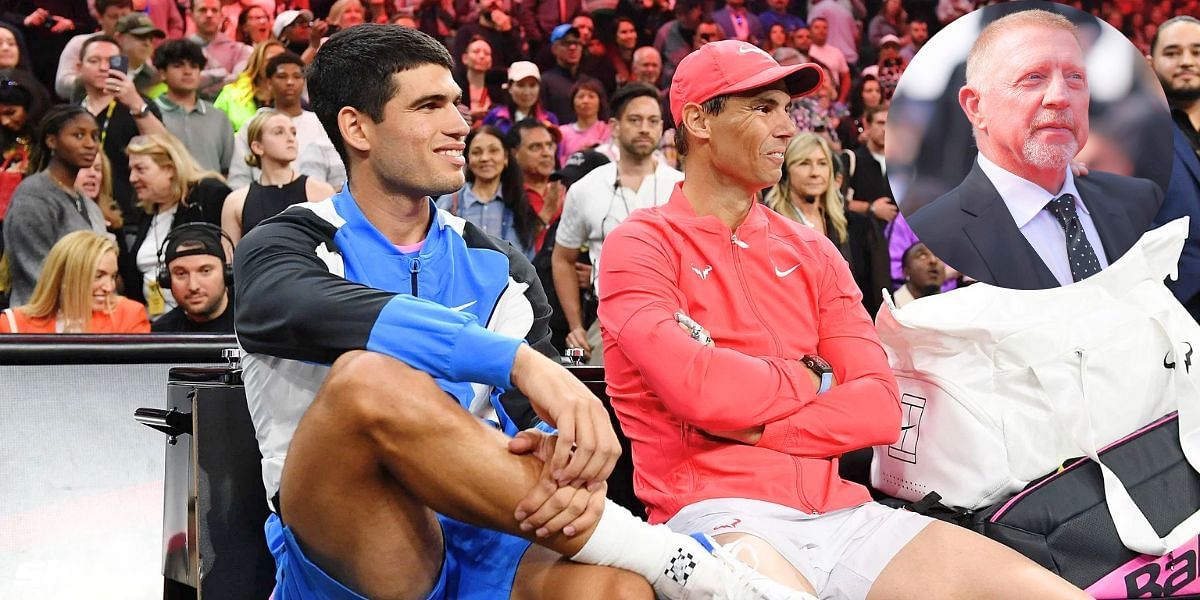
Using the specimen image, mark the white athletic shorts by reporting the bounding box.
[667,498,934,600]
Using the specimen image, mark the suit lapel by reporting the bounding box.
[1075,176,1135,263]
[958,164,1060,289]
[1176,127,1200,188]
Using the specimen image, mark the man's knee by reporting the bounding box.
[320,351,450,432]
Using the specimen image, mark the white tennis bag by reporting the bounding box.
[871,217,1200,556]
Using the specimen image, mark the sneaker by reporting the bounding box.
[651,533,819,600]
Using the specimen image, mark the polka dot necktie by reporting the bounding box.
[1045,193,1102,282]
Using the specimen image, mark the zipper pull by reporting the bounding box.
[410,258,421,297]
[731,233,749,249]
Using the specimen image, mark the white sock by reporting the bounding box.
[570,499,687,584]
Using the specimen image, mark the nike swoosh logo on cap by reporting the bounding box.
[450,301,477,312]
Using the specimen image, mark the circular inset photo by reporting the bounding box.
[886,0,1172,290]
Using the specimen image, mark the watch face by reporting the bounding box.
[804,355,832,373]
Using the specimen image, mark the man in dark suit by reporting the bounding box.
[908,9,1162,290]
[850,105,899,230]
[1150,16,1200,319]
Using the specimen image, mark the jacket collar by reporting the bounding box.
[660,182,768,238]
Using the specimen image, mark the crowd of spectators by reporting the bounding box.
[0,0,1193,343]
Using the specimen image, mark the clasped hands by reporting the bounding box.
[507,345,619,539]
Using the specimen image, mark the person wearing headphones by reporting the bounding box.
[151,223,235,333]
[124,132,229,317]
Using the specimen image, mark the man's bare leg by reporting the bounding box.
[280,350,662,598]
[512,544,652,599]
[868,521,1089,600]
[712,533,817,595]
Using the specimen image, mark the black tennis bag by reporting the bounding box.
[966,412,1200,598]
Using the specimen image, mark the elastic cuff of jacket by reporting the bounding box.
[451,323,523,389]
[756,417,795,451]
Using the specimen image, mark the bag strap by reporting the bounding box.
[3,308,17,333]
[1030,318,1200,556]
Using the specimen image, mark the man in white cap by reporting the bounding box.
[598,39,1091,599]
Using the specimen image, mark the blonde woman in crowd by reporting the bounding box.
[213,40,286,132]
[764,133,848,247]
[125,133,230,316]
[327,0,367,33]
[0,230,148,333]
[222,110,335,245]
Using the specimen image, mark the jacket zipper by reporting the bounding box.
[729,233,784,355]
[410,258,421,297]
[730,232,813,513]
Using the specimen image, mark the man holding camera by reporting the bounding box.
[77,34,167,221]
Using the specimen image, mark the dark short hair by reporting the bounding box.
[611,82,661,120]
[307,24,455,167]
[80,34,120,62]
[153,38,206,72]
[863,103,888,126]
[96,0,133,14]
[675,95,728,158]
[1151,16,1200,56]
[901,241,929,270]
[32,105,95,173]
[507,117,552,149]
[570,79,608,120]
[266,51,304,78]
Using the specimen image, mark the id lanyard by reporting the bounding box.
[82,99,118,147]
[99,100,117,147]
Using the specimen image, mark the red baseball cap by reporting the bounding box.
[669,40,825,124]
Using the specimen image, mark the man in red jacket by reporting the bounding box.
[597,40,1089,599]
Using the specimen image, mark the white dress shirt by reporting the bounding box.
[976,153,1110,286]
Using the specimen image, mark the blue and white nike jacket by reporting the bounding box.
[234,187,556,500]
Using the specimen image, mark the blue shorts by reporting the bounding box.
[265,512,533,599]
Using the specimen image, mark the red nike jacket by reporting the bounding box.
[598,184,902,523]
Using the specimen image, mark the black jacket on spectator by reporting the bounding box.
[579,53,619,95]
[541,64,603,124]
[452,22,524,73]
[152,301,235,333]
[843,210,892,316]
[850,145,894,226]
[452,67,507,119]
[121,178,230,304]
